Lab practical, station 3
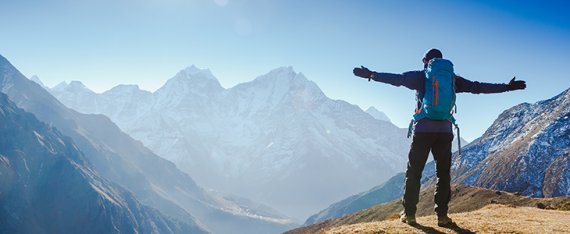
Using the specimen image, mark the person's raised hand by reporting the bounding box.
[353,66,373,79]
[507,77,526,91]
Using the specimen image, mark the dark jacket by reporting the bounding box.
[371,70,509,133]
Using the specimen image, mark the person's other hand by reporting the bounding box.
[507,77,526,91]
[353,66,373,79]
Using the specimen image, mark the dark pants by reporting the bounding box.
[402,132,454,217]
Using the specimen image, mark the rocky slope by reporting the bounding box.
[0,93,205,234]
[365,106,391,123]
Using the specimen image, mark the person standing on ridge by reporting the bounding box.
[352,48,526,226]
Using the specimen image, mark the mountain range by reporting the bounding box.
[47,65,413,220]
[0,54,295,233]
[4,50,560,233]
[365,106,391,122]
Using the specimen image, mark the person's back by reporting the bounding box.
[352,48,526,226]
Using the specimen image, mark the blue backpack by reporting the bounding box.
[407,58,462,155]
[413,58,456,123]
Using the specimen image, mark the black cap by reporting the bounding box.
[423,48,443,63]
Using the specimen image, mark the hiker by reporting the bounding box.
[352,48,526,226]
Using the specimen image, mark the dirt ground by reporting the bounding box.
[322,204,570,234]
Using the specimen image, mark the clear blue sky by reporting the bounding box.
[1,0,569,141]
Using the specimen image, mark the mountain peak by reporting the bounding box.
[157,65,224,95]
[176,65,217,81]
[67,80,90,91]
[248,66,326,98]
[166,65,221,85]
[258,66,299,81]
[110,84,141,91]
[365,106,391,123]
[270,66,296,74]
[29,75,46,88]
[102,84,150,96]
[251,66,315,88]
[51,81,68,91]
[183,64,202,73]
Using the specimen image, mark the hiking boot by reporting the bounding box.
[437,215,453,226]
[400,213,416,225]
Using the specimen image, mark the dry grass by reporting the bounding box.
[549,201,570,211]
[286,185,570,234]
[322,204,570,234]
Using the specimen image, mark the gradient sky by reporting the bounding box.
[1,0,569,141]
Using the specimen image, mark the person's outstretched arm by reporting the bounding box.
[455,76,526,94]
[353,66,422,91]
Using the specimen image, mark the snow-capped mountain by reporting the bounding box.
[51,80,101,114]
[446,87,570,197]
[0,55,296,234]
[365,106,391,123]
[0,92,206,234]
[49,65,412,220]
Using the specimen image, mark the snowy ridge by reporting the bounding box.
[365,106,391,123]
[49,65,411,220]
